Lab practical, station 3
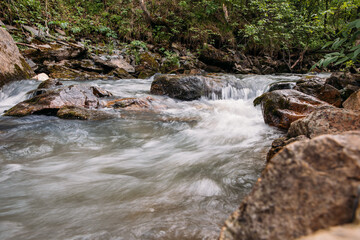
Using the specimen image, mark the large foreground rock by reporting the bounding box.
[288,108,360,138]
[296,225,360,240]
[254,89,331,129]
[0,28,34,88]
[220,131,360,240]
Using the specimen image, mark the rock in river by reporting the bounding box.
[254,89,331,129]
[4,82,112,117]
[220,131,360,240]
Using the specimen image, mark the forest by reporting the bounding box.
[1,0,359,71]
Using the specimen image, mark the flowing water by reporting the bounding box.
[0,74,304,240]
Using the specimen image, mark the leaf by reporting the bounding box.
[352,47,360,60]
[323,56,339,67]
[322,41,333,49]
[350,44,360,52]
[334,56,349,65]
[332,38,346,50]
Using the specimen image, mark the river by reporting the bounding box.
[0,74,304,239]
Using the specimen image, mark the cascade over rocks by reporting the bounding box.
[254,89,332,129]
[0,28,34,88]
[220,131,360,240]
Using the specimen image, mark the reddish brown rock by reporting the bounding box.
[0,28,34,88]
[343,90,360,111]
[254,89,332,129]
[288,108,360,138]
[220,131,360,240]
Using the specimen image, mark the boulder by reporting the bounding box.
[150,74,241,101]
[220,131,360,240]
[295,78,341,107]
[326,72,360,101]
[4,84,112,117]
[343,90,360,111]
[296,225,360,240]
[288,108,360,138]
[0,28,34,88]
[254,90,331,129]
[150,74,204,100]
[268,82,296,92]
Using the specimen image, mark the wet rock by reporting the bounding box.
[288,108,360,138]
[4,84,111,117]
[343,90,360,111]
[57,106,113,120]
[37,79,63,89]
[268,82,296,92]
[295,78,341,107]
[151,74,244,101]
[220,131,360,240]
[151,74,204,100]
[105,97,160,110]
[0,28,34,88]
[254,90,331,129]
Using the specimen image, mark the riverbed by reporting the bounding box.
[0,74,303,239]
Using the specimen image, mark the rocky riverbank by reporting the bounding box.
[220,72,360,240]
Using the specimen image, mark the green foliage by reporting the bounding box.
[313,18,360,69]
[126,40,148,64]
[0,0,359,68]
[163,51,180,69]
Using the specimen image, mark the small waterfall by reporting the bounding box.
[206,75,278,101]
